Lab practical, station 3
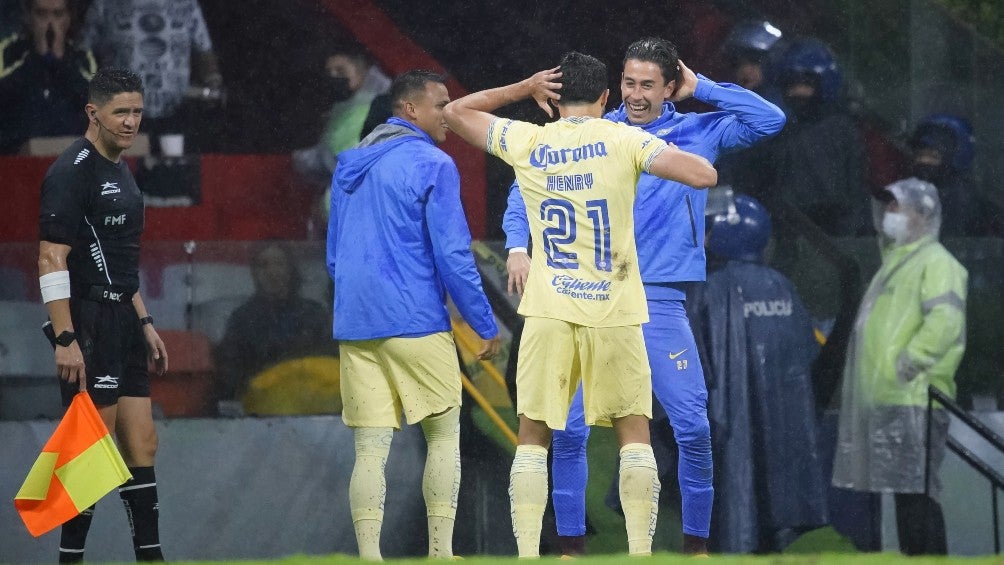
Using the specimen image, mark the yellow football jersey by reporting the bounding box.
[487,116,667,326]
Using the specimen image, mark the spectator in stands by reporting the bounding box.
[0,0,96,153]
[214,241,331,411]
[293,46,391,187]
[79,0,223,151]
[721,19,784,96]
[832,177,967,555]
[716,18,785,188]
[908,113,998,236]
[740,38,869,237]
[688,189,828,553]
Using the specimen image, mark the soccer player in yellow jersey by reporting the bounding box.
[445,51,716,557]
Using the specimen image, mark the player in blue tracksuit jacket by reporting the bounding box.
[327,70,499,560]
[328,100,498,344]
[504,38,785,555]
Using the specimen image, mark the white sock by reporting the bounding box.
[619,443,660,556]
[509,444,549,558]
[350,427,393,560]
[421,407,461,558]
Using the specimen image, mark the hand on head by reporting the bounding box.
[525,66,562,117]
[669,59,698,102]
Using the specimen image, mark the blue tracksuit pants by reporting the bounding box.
[551,298,713,538]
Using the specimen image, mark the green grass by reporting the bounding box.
[785,527,859,554]
[470,408,863,557]
[465,408,984,560]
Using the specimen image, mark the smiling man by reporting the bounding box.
[326,69,500,560]
[37,67,169,563]
[444,50,716,559]
[503,37,786,555]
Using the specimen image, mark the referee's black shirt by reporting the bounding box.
[39,138,144,295]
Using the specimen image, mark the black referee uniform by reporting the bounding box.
[38,137,150,406]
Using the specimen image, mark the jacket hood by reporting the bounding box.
[606,101,677,132]
[333,117,433,194]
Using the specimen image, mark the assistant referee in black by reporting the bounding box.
[38,67,169,563]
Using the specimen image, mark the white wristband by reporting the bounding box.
[508,247,528,255]
[40,271,71,303]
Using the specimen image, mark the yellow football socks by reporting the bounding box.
[350,427,393,560]
[421,407,461,558]
[619,443,660,556]
[509,444,549,558]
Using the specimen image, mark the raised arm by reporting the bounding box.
[444,67,561,149]
[648,144,718,189]
[666,59,785,152]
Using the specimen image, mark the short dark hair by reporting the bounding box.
[623,37,680,85]
[389,70,446,114]
[555,51,607,105]
[88,67,144,106]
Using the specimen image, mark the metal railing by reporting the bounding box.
[927,385,1004,553]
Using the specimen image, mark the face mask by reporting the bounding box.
[881,211,911,243]
[911,162,946,185]
[327,76,352,104]
[783,94,822,122]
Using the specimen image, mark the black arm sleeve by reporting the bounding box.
[39,170,89,244]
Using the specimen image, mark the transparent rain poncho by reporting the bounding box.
[832,178,968,496]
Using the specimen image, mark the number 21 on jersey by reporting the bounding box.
[540,198,610,271]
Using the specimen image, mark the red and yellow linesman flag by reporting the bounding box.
[14,392,132,537]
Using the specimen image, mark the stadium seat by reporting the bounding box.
[0,267,29,300]
[160,262,254,304]
[151,329,215,417]
[157,262,254,335]
[191,296,248,344]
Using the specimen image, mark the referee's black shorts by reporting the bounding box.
[59,294,150,407]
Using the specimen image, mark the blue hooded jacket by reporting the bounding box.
[505,76,785,299]
[327,117,498,340]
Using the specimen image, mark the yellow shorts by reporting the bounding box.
[340,332,462,429]
[515,317,652,429]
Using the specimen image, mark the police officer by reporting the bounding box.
[721,19,784,95]
[689,190,828,553]
[38,67,168,563]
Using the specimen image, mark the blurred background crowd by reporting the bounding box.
[1,0,1003,559]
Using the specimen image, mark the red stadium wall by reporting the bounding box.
[2,155,315,243]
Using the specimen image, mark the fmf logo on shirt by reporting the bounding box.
[529,142,608,171]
